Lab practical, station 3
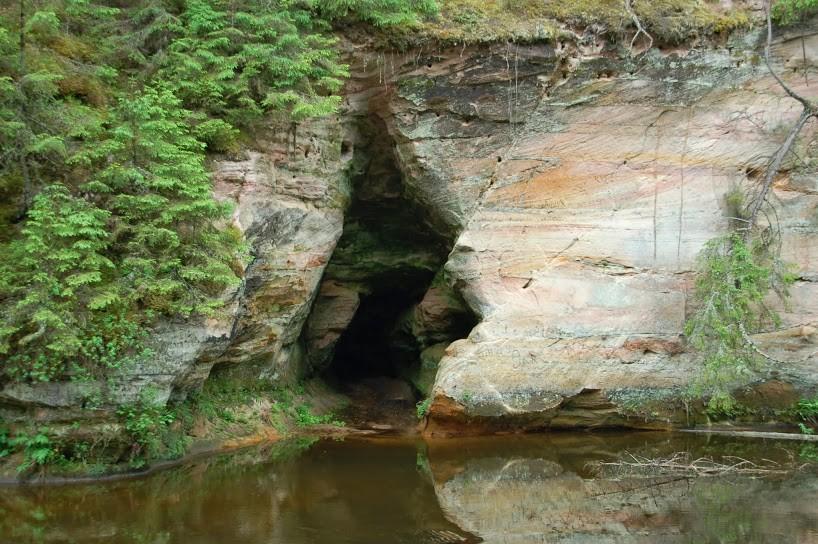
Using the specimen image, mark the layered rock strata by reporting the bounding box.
[341,27,818,431]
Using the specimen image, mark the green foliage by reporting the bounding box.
[117,387,175,468]
[179,376,299,436]
[684,234,793,413]
[317,0,438,26]
[0,185,123,381]
[798,396,818,419]
[187,375,275,418]
[772,0,818,24]
[294,404,343,427]
[797,396,818,433]
[0,0,435,385]
[799,443,818,462]
[416,397,431,419]
[161,0,346,127]
[10,429,61,473]
[798,422,814,435]
[0,427,11,457]
[75,85,239,317]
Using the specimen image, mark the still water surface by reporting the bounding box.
[2,432,818,543]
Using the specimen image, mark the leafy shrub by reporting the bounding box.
[294,404,343,427]
[10,430,61,473]
[117,388,175,467]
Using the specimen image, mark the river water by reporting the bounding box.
[1,432,818,543]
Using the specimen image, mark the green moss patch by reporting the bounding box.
[391,0,753,47]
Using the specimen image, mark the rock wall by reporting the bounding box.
[342,24,818,431]
[5,18,817,434]
[209,121,353,384]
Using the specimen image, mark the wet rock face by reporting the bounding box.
[352,31,818,430]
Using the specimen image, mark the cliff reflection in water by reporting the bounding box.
[2,433,818,543]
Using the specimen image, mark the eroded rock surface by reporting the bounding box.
[210,121,353,383]
[341,27,818,431]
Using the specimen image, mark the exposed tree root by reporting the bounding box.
[624,0,653,54]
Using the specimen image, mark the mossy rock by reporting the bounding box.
[378,0,753,48]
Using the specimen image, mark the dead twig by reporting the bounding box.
[743,3,818,238]
[589,451,807,478]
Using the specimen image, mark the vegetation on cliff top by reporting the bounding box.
[405,0,752,45]
[0,0,433,384]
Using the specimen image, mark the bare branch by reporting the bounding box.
[590,451,808,478]
[744,108,813,234]
[764,5,815,111]
[744,3,818,235]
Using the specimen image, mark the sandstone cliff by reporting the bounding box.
[346,20,818,431]
[3,8,817,435]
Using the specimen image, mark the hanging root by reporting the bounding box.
[624,0,653,54]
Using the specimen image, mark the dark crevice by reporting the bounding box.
[301,113,477,428]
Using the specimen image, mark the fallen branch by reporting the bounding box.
[743,3,818,237]
[682,428,818,441]
[590,451,807,478]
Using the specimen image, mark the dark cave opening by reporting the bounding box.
[325,283,431,388]
[317,186,446,403]
[301,114,478,425]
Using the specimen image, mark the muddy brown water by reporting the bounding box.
[1,432,818,543]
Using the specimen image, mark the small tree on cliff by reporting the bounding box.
[685,0,818,412]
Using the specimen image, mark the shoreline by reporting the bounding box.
[3,423,815,487]
[0,424,390,487]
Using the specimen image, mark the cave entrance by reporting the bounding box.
[302,114,476,430]
[322,283,433,430]
[317,189,445,428]
[328,289,429,385]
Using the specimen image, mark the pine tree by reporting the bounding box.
[0,185,118,381]
[0,6,68,223]
[0,0,437,384]
[161,0,349,131]
[316,0,437,27]
[75,85,240,317]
